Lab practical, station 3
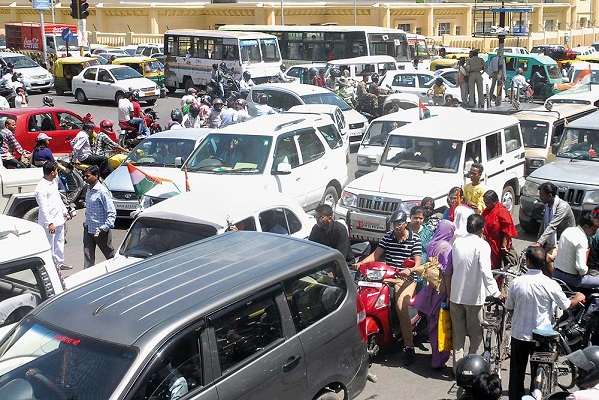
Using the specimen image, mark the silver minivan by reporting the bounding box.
[0,232,369,400]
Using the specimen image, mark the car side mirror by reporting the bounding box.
[174,157,183,167]
[273,162,292,175]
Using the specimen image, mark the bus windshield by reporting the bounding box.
[368,33,410,62]
[240,39,261,63]
[260,38,281,62]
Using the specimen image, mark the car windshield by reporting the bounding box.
[573,68,599,84]
[0,317,136,399]
[120,217,217,258]
[301,93,351,111]
[5,56,38,69]
[110,66,142,80]
[380,134,464,172]
[55,36,80,51]
[126,137,197,167]
[520,120,550,148]
[185,134,272,174]
[555,127,599,161]
[547,65,562,79]
[362,120,410,146]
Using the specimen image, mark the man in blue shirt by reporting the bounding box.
[83,165,116,268]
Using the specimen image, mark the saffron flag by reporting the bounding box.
[554,65,592,93]
[184,165,190,192]
[126,163,179,197]
[419,99,430,120]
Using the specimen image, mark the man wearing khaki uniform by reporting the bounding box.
[466,49,486,108]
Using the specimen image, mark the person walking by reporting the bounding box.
[450,214,502,371]
[482,190,518,271]
[34,161,72,270]
[466,49,486,108]
[82,165,116,268]
[308,204,353,262]
[413,219,455,370]
[506,246,584,400]
[533,181,576,271]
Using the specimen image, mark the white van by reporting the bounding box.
[0,215,64,339]
[335,112,526,242]
[356,106,470,178]
[324,55,399,82]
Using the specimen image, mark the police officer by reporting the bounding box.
[466,49,486,108]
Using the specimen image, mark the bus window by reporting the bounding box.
[260,38,280,62]
[177,36,191,57]
[240,39,261,63]
[223,44,238,61]
[166,36,178,56]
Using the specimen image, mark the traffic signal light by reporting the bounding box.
[69,0,89,19]
[80,0,89,19]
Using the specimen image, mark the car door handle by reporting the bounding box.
[282,355,302,372]
[500,160,504,164]
[296,177,300,181]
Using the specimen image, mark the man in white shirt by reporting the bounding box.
[117,91,149,136]
[506,246,584,400]
[553,212,599,288]
[34,161,72,270]
[450,214,502,372]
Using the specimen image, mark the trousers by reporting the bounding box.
[394,279,417,348]
[450,302,483,372]
[508,337,536,400]
[83,229,115,268]
[468,72,484,108]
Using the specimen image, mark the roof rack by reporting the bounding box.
[274,118,306,131]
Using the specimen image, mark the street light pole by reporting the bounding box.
[280,0,284,25]
[354,0,357,26]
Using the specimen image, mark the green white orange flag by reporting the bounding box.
[554,65,592,93]
[126,163,179,197]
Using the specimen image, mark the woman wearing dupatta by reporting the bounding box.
[413,219,455,369]
[481,190,518,270]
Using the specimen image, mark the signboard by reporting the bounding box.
[32,0,51,11]
[77,19,88,47]
[61,27,73,42]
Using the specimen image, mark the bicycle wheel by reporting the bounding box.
[532,364,550,399]
[556,342,576,390]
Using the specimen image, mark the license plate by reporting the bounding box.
[114,200,138,210]
[144,91,155,97]
[358,281,383,288]
[357,221,385,231]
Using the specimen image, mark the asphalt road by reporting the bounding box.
[38,88,540,400]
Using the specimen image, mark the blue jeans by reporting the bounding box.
[554,268,599,289]
[129,117,150,136]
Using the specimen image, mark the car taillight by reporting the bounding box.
[356,295,367,343]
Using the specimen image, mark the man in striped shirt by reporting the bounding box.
[355,210,422,366]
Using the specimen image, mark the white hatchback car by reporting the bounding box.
[0,52,53,93]
[247,83,369,142]
[65,191,315,289]
[379,70,461,103]
[72,64,159,105]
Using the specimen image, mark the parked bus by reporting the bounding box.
[219,25,411,67]
[406,33,435,69]
[163,29,282,93]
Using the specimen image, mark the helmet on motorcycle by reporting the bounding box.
[131,90,140,102]
[330,68,342,78]
[388,210,408,225]
[201,95,212,106]
[455,355,490,388]
[170,108,183,123]
[243,70,252,80]
[99,119,114,131]
[309,67,318,77]
[189,103,201,116]
[257,93,268,104]
[42,95,54,107]
[220,62,228,71]
[568,346,599,390]
[280,64,287,72]
[371,72,380,82]
[212,98,224,107]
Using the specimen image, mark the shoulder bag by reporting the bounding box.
[411,244,448,293]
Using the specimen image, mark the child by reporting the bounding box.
[427,77,446,106]
[464,162,486,214]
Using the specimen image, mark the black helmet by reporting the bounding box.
[243,70,251,79]
[220,62,227,71]
[330,68,341,78]
[388,210,408,225]
[170,108,183,123]
[280,64,287,72]
[213,98,224,106]
[201,95,212,106]
[131,90,140,102]
[42,95,54,107]
[371,72,380,82]
[568,346,599,390]
[309,67,318,77]
[455,355,491,388]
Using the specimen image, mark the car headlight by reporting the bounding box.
[527,158,546,168]
[521,180,540,197]
[583,190,599,204]
[340,190,358,207]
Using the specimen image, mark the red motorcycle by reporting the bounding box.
[357,260,425,357]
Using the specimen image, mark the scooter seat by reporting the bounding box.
[532,328,560,342]
[118,121,137,131]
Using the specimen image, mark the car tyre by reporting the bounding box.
[501,185,515,213]
[519,216,539,234]
[321,186,339,208]
[22,207,39,223]
[114,91,125,105]
[75,89,88,104]
[40,88,50,94]
[166,86,176,94]
[184,78,195,93]
[315,392,341,400]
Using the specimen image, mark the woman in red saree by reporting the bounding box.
[482,190,518,270]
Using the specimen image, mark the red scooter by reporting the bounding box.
[356,260,425,357]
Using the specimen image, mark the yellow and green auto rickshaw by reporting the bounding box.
[429,58,458,72]
[112,56,166,97]
[54,56,100,95]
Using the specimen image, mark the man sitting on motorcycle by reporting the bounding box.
[94,120,130,157]
[326,68,341,91]
[0,116,30,168]
[70,121,112,179]
[239,71,255,94]
[117,91,150,138]
[354,210,422,366]
[274,64,294,83]
[357,73,378,114]
[309,204,353,262]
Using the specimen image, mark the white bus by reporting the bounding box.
[406,33,435,69]
[163,29,282,93]
[219,25,411,67]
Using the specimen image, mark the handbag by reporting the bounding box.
[411,244,448,293]
[438,307,453,352]
[502,246,519,269]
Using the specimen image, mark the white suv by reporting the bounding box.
[247,83,369,143]
[171,113,349,211]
